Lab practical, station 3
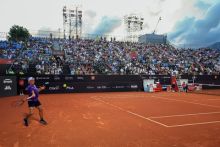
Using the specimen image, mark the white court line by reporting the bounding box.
[167,121,220,128]
[104,93,220,102]
[205,99,220,101]
[100,95,149,99]
[148,111,220,119]
[91,96,169,127]
[151,95,220,108]
[156,93,220,101]
[91,95,220,128]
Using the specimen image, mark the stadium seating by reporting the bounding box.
[0,37,220,75]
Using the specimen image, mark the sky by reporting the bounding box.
[0,0,219,46]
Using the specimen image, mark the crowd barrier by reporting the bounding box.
[0,75,219,97]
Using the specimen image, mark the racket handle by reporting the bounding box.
[27,96,33,100]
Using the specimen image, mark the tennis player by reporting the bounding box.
[23,77,47,126]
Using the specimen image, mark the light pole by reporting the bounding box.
[124,14,144,42]
[63,5,82,39]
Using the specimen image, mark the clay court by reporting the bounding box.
[0,92,220,147]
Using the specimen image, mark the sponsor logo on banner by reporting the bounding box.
[148,76,170,79]
[4,85,12,90]
[0,76,16,97]
[44,82,50,85]
[54,76,60,81]
[77,76,84,80]
[3,79,13,84]
[131,85,138,89]
[49,86,60,90]
[36,77,50,80]
[115,86,125,89]
[87,86,95,89]
[65,76,74,81]
[97,86,107,89]
[66,86,74,90]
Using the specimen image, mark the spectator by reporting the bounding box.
[0,37,219,75]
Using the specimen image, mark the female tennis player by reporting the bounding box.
[22,77,47,126]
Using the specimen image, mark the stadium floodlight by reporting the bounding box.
[153,17,162,34]
[63,5,83,39]
[124,14,144,42]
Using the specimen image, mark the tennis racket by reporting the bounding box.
[11,96,32,107]
[11,99,25,107]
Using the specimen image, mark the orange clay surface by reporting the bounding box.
[0,92,220,147]
[189,89,220,96]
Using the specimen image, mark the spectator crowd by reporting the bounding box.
[0,37,220,75]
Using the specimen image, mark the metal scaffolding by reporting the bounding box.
[124,14,144,42]
[63,5,82,39]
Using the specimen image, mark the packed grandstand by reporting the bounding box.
[0,37,220,75]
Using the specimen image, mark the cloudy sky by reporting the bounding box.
[0,0,219,46]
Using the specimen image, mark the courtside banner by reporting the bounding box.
[141,75,171,85]
[180,75,220,85]
[17,75,143,93]
[16,75,220,94]
[143,79,155,92]
[0,76,17,97]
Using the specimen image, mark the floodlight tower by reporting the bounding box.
[63,6,67,39]
[153,17,162,34]
[63,5,82,39]
[124,14,144,42]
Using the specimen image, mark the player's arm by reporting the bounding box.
[38,86,46,92]
[22,90,36,102]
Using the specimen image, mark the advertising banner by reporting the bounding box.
[143,79,155,92]
[17,75,143,93]
[14,75,220,94]
[0,76,17,97]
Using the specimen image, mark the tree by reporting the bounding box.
[8,25,30,42]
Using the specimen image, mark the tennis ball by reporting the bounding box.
[63,84,67,88]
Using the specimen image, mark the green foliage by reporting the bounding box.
[8,25,30,42]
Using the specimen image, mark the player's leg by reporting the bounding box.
[37,105,47,125]
[183,87,186,92]
[24,107,34,126]
[37,105,44,120]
